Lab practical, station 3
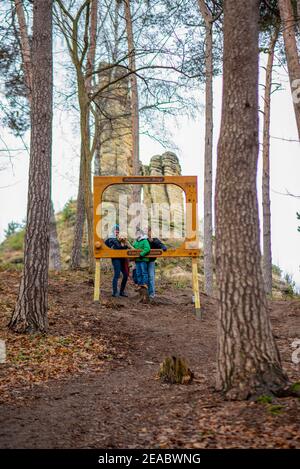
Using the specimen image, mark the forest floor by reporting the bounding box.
[0,268,300,449]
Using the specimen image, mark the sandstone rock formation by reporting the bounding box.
[142,152,184,238]
[93,66,184,237]
[94,64,134,212]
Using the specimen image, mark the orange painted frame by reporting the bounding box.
[93,175,200,259]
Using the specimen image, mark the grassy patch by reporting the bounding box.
[256,395,273,404]
[1,230,24,251]
[0,262,23,272]
[60,199,76,223]
[267,404,284,416]
[256,395,285,415]
[173,279,191,289]
[291,382,300,393]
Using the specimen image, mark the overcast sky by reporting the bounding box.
[0,60,300,289]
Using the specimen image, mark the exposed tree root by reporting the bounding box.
[220,366,299,401]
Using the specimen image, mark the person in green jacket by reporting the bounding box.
[133,228,151,288]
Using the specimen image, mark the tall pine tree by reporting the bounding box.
[9,0,53,333]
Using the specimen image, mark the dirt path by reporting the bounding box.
[0,274,299,448]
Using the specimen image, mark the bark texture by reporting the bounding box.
[80,99,94,271]
[93,134,101,176]
[9,0,53,333]
[159,356,194,385]
[278,0,300,139]
[14,0,61,271]
[14,0,32,102]
[215,0,288,399]
[262,28,278,295]
[49,201,61,271]
[85,0,98,94]
[83,0,97,271]
[198,0,214,296]
[70,148,85,269]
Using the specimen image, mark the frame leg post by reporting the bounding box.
[94,258,101,302]
[192,257,201,318]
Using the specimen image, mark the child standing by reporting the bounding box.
[133,228,151,289]
[147,227,167,298]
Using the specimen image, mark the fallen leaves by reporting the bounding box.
[0,268,299,449]
[0,332,107,403]
[0,270,112,404]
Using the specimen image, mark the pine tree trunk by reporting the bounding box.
[49,201,61,271]
[278,0,300,140]
[9,0,53,334]
[198,0,214,296]
[14,0,32,103]
[70,147,85,269]
[215,0,288,400]
[124,0,140,203]
[262,28,278,295]
[14,0,60,271]
[203,19,214,296]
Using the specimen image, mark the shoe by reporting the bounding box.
[112,292,119,297]
[120,292,128,297]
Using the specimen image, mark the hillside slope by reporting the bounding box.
[0,268,299,448]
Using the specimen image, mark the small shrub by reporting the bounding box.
[5,230,25,250]
[283,273,297,297]
[61,199,76,222]
[272,264,282,277]
[4,221,23,238]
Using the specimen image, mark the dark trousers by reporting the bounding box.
[112,259,128,295]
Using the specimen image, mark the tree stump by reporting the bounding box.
[158,356,194,384]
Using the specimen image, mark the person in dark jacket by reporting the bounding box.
[147,228,167,298]
[105,225,130,297]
